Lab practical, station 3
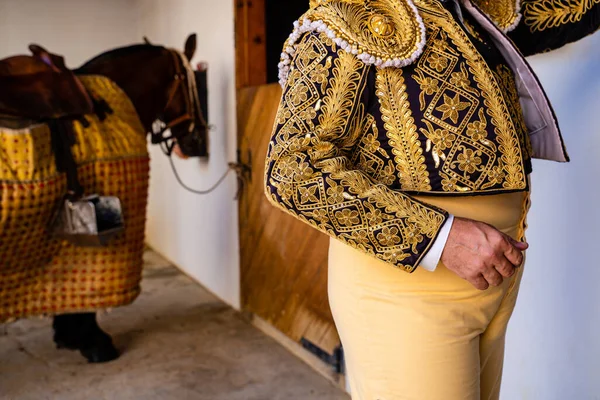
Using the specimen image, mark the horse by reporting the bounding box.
[0,34,207,363]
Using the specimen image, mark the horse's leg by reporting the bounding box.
[52,312,119,363]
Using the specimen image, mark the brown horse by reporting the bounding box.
[0,34,207,363]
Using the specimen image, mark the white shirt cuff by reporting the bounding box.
[420,215,455,272]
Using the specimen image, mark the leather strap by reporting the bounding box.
[49,119,83,198]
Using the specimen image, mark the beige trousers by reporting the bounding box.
[328,191,530,400]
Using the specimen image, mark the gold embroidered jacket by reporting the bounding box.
[264,0,599,271]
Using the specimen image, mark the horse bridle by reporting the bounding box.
[150,48,207,156]
[148,47,248,197]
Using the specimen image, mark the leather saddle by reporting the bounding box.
[0,53,93,122]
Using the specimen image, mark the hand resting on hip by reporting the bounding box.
[441,217,528,290]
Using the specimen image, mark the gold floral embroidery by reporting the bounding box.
[436,93,471,124]
[326,178,345,204]
[274,181,294,201]
[454,148,483,175]
[289,83,310,106]
[448,63,479,97]
[441,174,458,191]
[362,133,381,154]
[329,1,526,194]
[416,3,526,191]
[350,230,370,246]
[466,109,488,141]
[266,31,447,272]
[309,57,333,92]
[413,70,440,110]
[296,161,314,181]
[276,107,292,125]
[299,107,318,127]
[377,226,402,246]
[404,223,424,252]
[420,120,454,168]
[366,208,384,226]
[440,172,471,192]
[523,0,600,31]
[378,161,397,185]
[487,165,506,185]
[299,185,319,204]
[279,156,299,177]
[312,208,329,223]
[336,209,361,227]
[449,70,470,89]
[428,53,450,72]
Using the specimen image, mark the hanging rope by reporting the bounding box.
[168,157,250,199]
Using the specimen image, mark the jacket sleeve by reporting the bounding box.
[264,32,449,273]
[508,0,600,56]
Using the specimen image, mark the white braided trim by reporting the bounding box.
[278,13,427,88]
[462,0,523,33]
[502,0,523,33]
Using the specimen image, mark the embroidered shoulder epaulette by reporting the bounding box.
[278,0,522,87]
[278,0,427,85]
[471,0,522,32]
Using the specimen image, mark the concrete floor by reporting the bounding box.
[0,250,348,400]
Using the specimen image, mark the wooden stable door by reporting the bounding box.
[235,0,341,368]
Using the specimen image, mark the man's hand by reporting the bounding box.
[441,217,528,290]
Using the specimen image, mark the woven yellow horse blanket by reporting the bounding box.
[0,76,149,322]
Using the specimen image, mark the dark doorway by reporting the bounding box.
[265,0,309,84]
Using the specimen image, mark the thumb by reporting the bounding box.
[508,236,529,251]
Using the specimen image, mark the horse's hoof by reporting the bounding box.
[53,312,120,363]
[79,335,120,363]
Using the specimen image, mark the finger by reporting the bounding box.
[470,274,490,291]
[482,267,504,287]
[507,236,529,251]
[503,238,525,267]
[494,256,516,278]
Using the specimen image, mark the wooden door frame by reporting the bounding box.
[234,0,267,89]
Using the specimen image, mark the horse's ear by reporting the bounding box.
[184,34,197,61]
[29,44,57,70]
[29,44,49,58]
[143,36,152,45]
[29,44,68,72]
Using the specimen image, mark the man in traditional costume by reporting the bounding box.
[264,0,599,398]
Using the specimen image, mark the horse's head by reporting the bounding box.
[152,34,209,158]
[41,34,211,159]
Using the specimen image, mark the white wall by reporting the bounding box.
[0,0,139,66]
[0,0,240,308]
[137,0,240,308]
[503,35,600,399]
